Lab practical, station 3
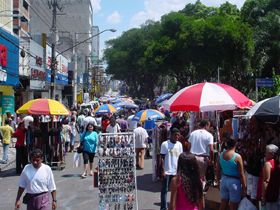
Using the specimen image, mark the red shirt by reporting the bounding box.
[13,128,26,147]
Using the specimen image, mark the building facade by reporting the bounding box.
[29,0,94,107]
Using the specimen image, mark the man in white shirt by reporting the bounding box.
[160,128,183,210]
[134,122,149,169]
[15,149,57,210]
[106,117,121,133]
[189,119,214,188]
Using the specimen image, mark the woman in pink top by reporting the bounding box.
[169,153,204,210]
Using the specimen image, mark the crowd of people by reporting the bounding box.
[1,97,280,210]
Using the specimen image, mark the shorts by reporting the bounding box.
[220,175,241,203]
[82,151,95,164]
[246,172,259,199]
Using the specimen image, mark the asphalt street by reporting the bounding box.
[0,146,218,210]
[0,151,166,210]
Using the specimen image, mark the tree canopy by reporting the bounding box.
[103,0,278,100]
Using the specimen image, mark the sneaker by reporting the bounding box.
[0,160,7,164]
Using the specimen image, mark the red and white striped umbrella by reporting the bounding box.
[164,82,253,112]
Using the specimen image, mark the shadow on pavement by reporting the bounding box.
[61,173,83,178]
[153,202,161,207]
[0,168,18,177]
[136,173,161,193]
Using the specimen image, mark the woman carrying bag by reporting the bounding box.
[80,123,98,178]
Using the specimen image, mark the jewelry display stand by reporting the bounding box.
[97,132,138,210]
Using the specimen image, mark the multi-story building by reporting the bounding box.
[0,1,13,32]
[29,0,94,106]
[13,0,30,38]
[91,26,99,65]
[0,1,21,123]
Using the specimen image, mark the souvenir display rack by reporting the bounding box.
[97,132,138,210]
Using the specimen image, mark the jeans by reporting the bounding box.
[160,175,175,210]
[2,143,9,161]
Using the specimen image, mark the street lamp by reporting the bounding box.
[50,28,116,100]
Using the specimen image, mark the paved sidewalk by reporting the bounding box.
[0,143,16,172]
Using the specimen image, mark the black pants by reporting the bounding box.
[16,146,28,174]
[82,151,95,164]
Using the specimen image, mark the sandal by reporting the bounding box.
[89,171,94,176]
[81,173,87,178]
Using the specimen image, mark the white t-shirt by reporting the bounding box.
[134,127,149,148]
[83,116,97,128]
[189,129,213,156]
[160,140,183,175]
[106,123,121,133]
[19,163,56,194]
[95,117,102,127]
[127,115,137,131]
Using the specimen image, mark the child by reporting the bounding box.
[169,153,203,210]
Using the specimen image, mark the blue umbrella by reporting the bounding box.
[95,104,117,115]
[114,102,139,109]
[133,109,165,122]
[112,103,124,111]
[155,93,173,104]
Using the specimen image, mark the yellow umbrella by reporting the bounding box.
[17,98,70,115]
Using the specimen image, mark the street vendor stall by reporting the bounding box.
[97,132,138,210]
[16,98,70,169]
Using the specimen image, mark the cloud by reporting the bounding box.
[90,0,102,14]
[107,11,122,24]
[130,0,246,27]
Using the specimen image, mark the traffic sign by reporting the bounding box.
[256,78,274,87]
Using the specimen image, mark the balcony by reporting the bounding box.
[20,6,29,21]
[20,22,29,33]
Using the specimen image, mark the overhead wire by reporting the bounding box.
[41,0,67,32]
[0,20,13,29]
[28,3,52,29]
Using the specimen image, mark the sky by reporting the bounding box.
[91,0,246,57]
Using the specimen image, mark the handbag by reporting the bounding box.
[22,193,33,204]
[77,142,83,154]
[77,132,86,153]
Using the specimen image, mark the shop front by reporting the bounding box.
[0,28,19,123]
[46,44,69,103]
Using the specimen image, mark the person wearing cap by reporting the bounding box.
[159,127,183,210]
[259,144,279,208]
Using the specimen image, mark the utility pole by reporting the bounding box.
[49,0,62,99]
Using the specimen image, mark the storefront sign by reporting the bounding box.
[46,45,68,85]
[2,95,15,114]
[35,56,43,67]
[0,68,7,82]
[0,44,7,67]
[30,80,46,90]
[31,68,46,80]
[0,28,19,86]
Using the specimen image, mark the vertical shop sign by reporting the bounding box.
[2,96,15,114]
